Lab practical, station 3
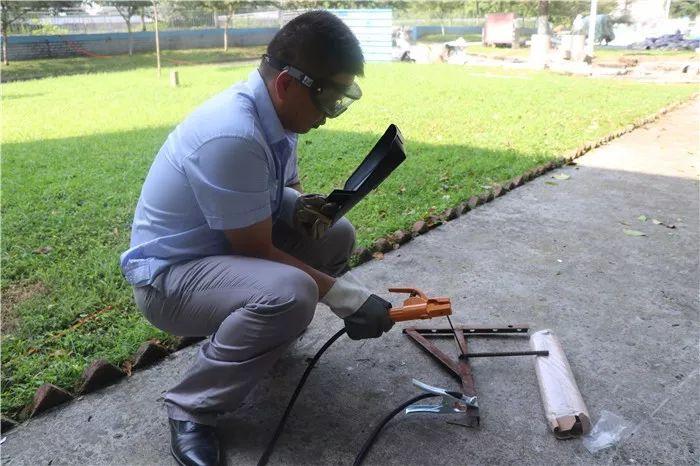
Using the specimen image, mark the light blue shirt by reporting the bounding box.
[120,70,299,286]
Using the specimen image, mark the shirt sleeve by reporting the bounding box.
[182,136,271,230]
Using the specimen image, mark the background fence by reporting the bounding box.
[2,7,544,62]
[3,28,278,61]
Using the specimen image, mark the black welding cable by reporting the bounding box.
[257,328,347,466]
[352,392,439,466]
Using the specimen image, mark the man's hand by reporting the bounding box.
[293,194,339,240]
[321,271,394,340]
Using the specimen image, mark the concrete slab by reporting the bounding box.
[2,100,698,466]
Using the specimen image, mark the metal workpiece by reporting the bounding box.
[405,379,478,415]
[403,324,539,428]
[458,350,549,359]
[402,325,530,335]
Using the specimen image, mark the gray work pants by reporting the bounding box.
[132,189,355,426]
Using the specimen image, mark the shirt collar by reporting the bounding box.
[250,69,287,146]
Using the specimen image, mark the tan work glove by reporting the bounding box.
[293,194,339,240]
[321,271,394,339]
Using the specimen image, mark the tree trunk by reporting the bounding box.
[153,0,160,77]
[140,8,146,32]
[2,29,8,66]
[224,16,229,51]
[127,20,133,56]
[537,1,550,35]
[1,4,8,66]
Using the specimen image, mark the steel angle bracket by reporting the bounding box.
[403,324,530,427]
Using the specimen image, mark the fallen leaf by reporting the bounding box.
[33,246,53,254]
[619,221,630,226]
[623,229,646,237]
[372,252,384,260]
[638,215,647,222]
[552,173,571,180]
[545,181,558,186]
[651,219,676,229]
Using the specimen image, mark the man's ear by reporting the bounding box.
[273,71,294,102]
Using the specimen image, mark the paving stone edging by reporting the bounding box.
[2,94,696,434]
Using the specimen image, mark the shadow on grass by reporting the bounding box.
[0,124,549,419]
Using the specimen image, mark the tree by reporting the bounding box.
[670,0,700,19]
[98,1,152,56]
[275,1,409,12]
[0,1,78,65]
[462,1,617,28]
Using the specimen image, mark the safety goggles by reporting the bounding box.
[262,54,362,118]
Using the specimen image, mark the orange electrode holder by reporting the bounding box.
[387,288,452,322]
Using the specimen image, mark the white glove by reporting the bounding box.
[321,271,372,318]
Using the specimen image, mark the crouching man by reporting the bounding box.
[120,11,393,466]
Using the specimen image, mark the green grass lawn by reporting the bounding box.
[1,61,695,419]
[0,46,265,82]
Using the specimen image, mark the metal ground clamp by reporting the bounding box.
[405,379,479,415]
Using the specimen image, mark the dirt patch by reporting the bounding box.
[1,281,49,334]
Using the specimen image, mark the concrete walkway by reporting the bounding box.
[2,100,698,466]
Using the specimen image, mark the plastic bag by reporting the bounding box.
[582,410,634,453]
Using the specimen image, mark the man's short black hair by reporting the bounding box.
[265,10,364,79]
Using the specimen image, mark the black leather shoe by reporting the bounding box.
[169,418,221,466]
